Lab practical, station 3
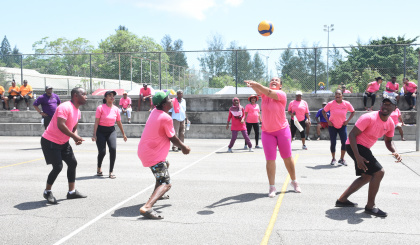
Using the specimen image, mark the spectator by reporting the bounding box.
[19,80,33,111]
[7,80,20,110]
[33,86,61,129]
[305,113,311,141]
[119,91,132,124]
[0,84,9,110]
[226,97,252,153]
[363,77,383,111]
[342,85,351,94]
[315,102,330,140]
[390,107,405,141]
[138,84,153,111]
[384,76,400,102]
[243,94,262,149]
[403,78,417,111]
[168,90,188,152]
[288,91,310,150]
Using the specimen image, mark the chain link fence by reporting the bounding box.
[0,44,419,95]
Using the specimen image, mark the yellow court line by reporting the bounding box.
[0,157,44,169]
[261,154,299,245]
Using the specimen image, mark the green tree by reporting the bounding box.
[199,34,226,77]
[1,36,13,67]
[161,34,188,75]
[251,53,266,82]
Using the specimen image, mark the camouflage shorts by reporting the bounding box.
[150,161,171,185]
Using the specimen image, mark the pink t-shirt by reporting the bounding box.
[260,90,289,132]
[390,108,401,125]
[343,90,351,93]
[95,104,121,127]
[42,101,81,145]
[138,109,175,167]
[245,104,260,123]
[324,100,355,129]
[404,81,418,93]
[346,111,394,148]
[386,82,399,92]
[228,108,247,131]
[366,81,381,93]
[140,87,151,96]
[119,97,132,109]
[287,100,309,121]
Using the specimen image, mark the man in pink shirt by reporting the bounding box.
[40,87,87,204]
[138,91,191,219]
[119,91,132,124]
[336,97,402,217]
[138,84,153,111]
[403,78,417,111]
[363,77,383,111]
[384,76,400,102]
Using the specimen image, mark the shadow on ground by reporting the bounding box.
[14,199,66,210]
[112,203,172,218]
[325,207,381,224]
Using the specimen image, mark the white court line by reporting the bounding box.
[54,144,228,245]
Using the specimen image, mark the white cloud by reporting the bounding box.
[125,0,243,20]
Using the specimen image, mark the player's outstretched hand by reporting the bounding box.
[392,152,402,162]
[182,145,191,155]
[356,155,369,172]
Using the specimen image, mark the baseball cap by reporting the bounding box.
[296,91,302,95]
[104,90,117,97]
[382,97,397,105]
[152,91,171,106]
[123,91,127,94]
[322,101,327,105]
[45,85,53,90]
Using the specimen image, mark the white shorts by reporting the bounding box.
[395,123,402,128]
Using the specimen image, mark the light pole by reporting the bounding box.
[259,53,269,80]
[324,24,334,90]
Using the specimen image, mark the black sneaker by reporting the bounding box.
[365,206,387,217]
[338,159,348,166]
[67,190,87,199]
[43,191,57,204]
[335,199,358,207]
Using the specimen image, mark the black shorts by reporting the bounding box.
[41,137,76,166]
[149,161,171,185]
[23,95,31,103]
[346,144,383,176]
[8,95,21,101]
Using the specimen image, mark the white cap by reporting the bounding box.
[296,91,302,95]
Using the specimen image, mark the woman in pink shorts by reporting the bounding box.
[245,78,301,197]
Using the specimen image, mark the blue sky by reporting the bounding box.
[1,0,419,75]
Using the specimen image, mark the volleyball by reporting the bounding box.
[258,21,274,36]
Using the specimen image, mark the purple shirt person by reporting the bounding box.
[33,86,61,129]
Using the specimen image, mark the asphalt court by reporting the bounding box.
[1,136,420,244]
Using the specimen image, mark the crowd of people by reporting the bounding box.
[2,77,415,219]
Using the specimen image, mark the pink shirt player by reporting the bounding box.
[389,108,401,126]
[386,82,399,92]
[42,101,81,145]
[404,81,418,93]
[288,100,309,121]
[260,90,289,132]
[95,104,121,127]
[324,100,355,129]
[119,97,132,109]
[366,81,381,93]
[245,104,260,123]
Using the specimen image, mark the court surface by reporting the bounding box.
[1,136,419,244]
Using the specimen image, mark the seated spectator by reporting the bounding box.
[342,85,351,94]
[363,77,383,111]
[19,80,33,111]
[8,80,21,110]
[119,91,132,124]
[0,84,9,110]
[384,76,400,102]
[315,102,330,140]
[403,78,417,111]
[138,84,153,111]
[33,86,61,129]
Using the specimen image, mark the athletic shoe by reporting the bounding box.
[67,190,87,199]
[291,180,301,193]
[338,159,348,166]
[302,145,307,150]
[243,145,248,150]
[365,206,387,217]
[255,145,262,149]
[316,137,320,141]
[335,199,358,207]
[268,186,277,198]
[249,148,253,152]
[43,191,57,204]
[306,136,311,141]
[227,148,233,153]
[330,159,337,166]
[26,107,30,111]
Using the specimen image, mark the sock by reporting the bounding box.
[291,180,298,183]
[269,185,275,188]
[68,190,75,194]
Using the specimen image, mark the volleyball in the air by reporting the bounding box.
[258,20,274,36]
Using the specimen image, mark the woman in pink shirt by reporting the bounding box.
[390,107,405,141]
[92,91,127,179]
[384,76,400,102]
[322,89,355,166]
[363,77,383,111]
[245,78,301,197]
[288,91,309,150]
[403,78,417,111]
[226,97,252,152]
[242,95,262,149]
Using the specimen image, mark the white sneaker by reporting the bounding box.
[291,180,301,193]
[268,186,277,198]
[13,107,16,110]
[302,145,307,150]
[27,107,30,111]
[249,148,253,152]
[330,159,337,166]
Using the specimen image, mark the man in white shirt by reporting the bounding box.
[168,90,188,152]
